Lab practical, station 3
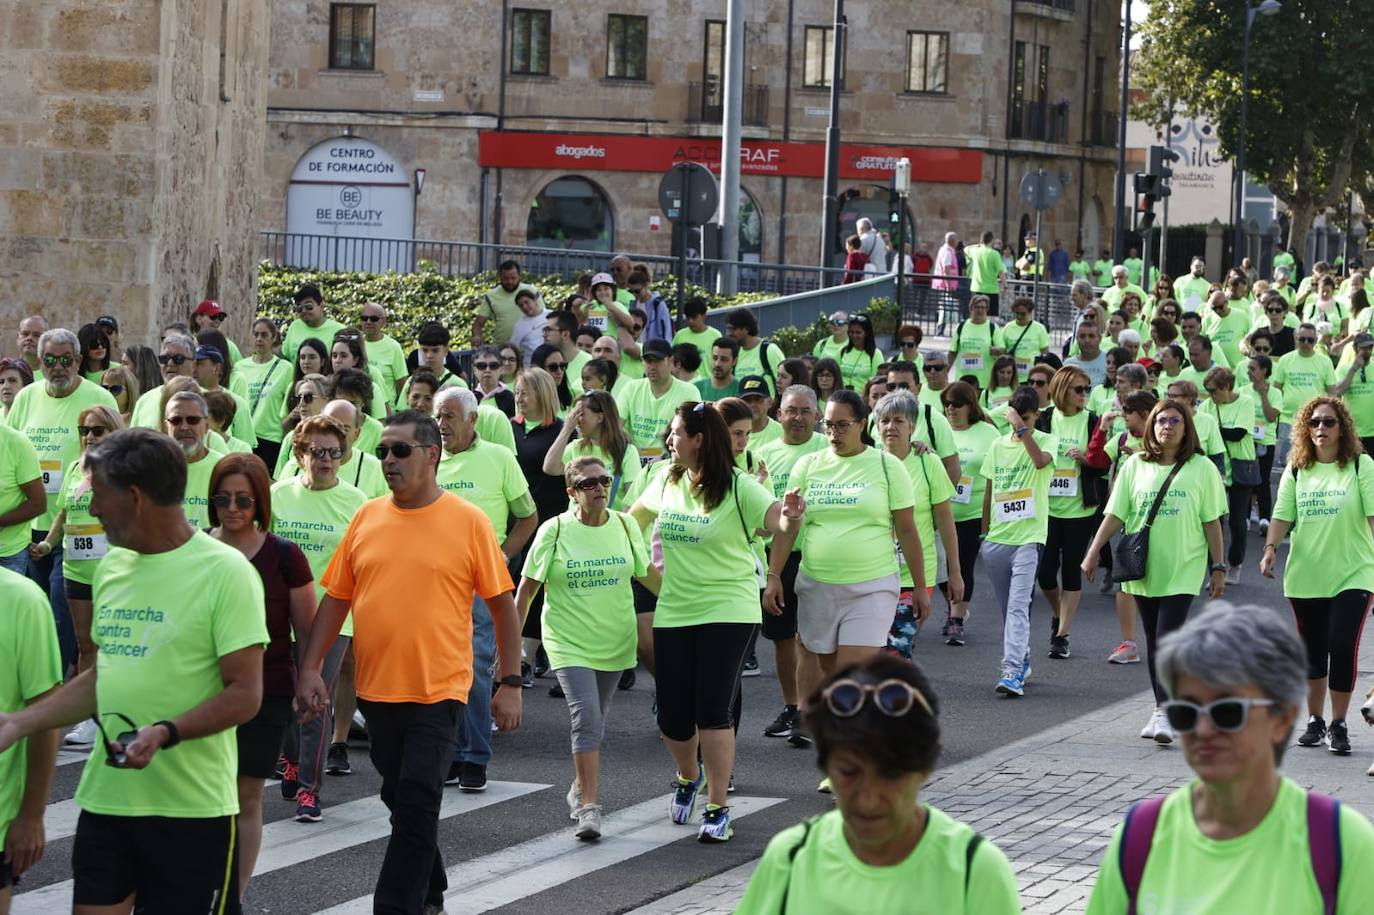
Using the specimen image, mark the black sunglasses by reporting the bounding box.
[91,712,139,768]
[307,446,344,460]
[212,493,256,510]
[157,354,189,366]
[43,354,75,367]
[101,384,123,396]
[377,441,422,460]
[359,315,383,323]
[166,415,203,427]
[474,361,501,370]
[77,425,109,437]
[572,475,613,492]
[924,365,946,373]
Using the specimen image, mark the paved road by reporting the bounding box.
[13,526,1295,913]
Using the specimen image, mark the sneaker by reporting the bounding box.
[1140,711,1158,740]
[1258,518,1270,537]
[786,727,813,749]
[670,771,705,825]
[1153,710,1174,745]
[764,706,797,738]
[1099,571,1115,594]
[567,781,582,820]
[280,760,299,800]
[349,709,368,741]
[817,777,833,794]
[1049,635,1071,659]
[1050,617,1060,643]
[548,681,565,698]
[574,803,603,841]
[64,718,97,747]
[1225,565,1242,586]
[520,661,534,689]
[945,618,966,646]
[533,646,550,679]
[727,773,736,794]
[1328,719,1351,755]
[1108,641,1141,664]
[1021,654,1033,684]
[444,761,463,785]
[294,789,322,823]
[422,906,446,915]
[697,804,733,842]
[741,654,760,678]
[1298,715,1327,747]
[458,762,488,792]
[995,675,1025,697]
[274,754,288,780]
[618,668,636,691]
[325,742,351,776]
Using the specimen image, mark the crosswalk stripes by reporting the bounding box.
[317,794,787,915]
[10,781,551,913]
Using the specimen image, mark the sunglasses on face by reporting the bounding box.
[295,302,317,312]
[924,364,946,373]
[1253,346,1271,354]
[1265,307,1286,314]
[310,446,345,460]
[359,314,383,323]
[830,319,847,326]
[377,441,422,460]
[572,475,613,492]
[1029,378,1048,387]
[544,362,566,372]
[822,678,934,718]
[77,426,109,438]
[43,354,75,367]
[1161,697,1274,733]
[209,313,227,323]
[1306,416,1339,429]
[474,361,501,371]
[887,380,913,390]
[1298,336,1318,344]
[102,384,124,396]
[166,415,203,427]
[212,493,256,510]
[899,340,918,348]
[1070,384,1091,395]
[157,354,189,366]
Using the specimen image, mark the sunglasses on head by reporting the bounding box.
[377,441,422,460]
[572,475,613,492]
[1160,697,1273,733]
[43,354,75,367]
[821,678,934,718]
[166,415,203,427]
[1306,416,1339,429]
[211,493,256,510]
[157,354,189,366]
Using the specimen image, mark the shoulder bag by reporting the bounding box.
[1112,460,1185,583]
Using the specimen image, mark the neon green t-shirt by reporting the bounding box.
[356,413,383,457]
[981,388,1015,431]
[636,470,775,628]
[1336,348,1374,437]
[77,532,267,817]
[181,451,216,531]
[0,424,41,557]
[911,403,959,460]
[1045,409,1096,520]
[1104,431,1142,469]
[56,458,107,584]
[522,510,648,671]
[476,403,517,455]
[949,422,999,523]
[282,317,346,363]
[672,326,722,380]
[812,335,848,363]
[1172,274,1212,311]
[950,321,1003,390]
[229,359,289,446]
[270,477,366,637]
[1238,382,1281,446]
[789,447,915,585]
[1191,409,1227,461]
[979,430,1056,545]
[967,243,1006,294]
[4,378,117,532]
[1002,320,1050,380]
[1093,259,1113,286]
[278,447,388,499]
[736,340,787,397]
[615,377,699,463]
[1273,455,1374,598]
[756,434,828,502]
[437,439,535,543]
[1201,307,1253,369]
[364,333,409,398]
[1104,452,1225,597]
[0,570,62,850]
[1101,283,1148,311]
[750,418,783,451]
[738,806,1021,915]
[838,347,885,391]
[1085,778,1374,915]
[1207,391,1257,474]
[896,448,955,587]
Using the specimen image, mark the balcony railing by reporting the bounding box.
[687,81,769,126]
[1090,109,1119,147]
[1010,101,1070,143]
[1017,0,1076,13]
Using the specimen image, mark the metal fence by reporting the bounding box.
[894,275,1087,341]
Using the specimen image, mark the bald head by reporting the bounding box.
[322,399,360,443]
[592,335,621,362]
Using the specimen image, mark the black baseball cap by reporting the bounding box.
[642,338,673,360]
[739,375,770,398]
[95,315,119,332]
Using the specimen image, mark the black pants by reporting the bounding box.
[653,623,755,742]
[1036,514,1098,593]
[1256,445,1276,521]
[358,698,464,914]
[1225,484,1253,568]
[938,518,983,607]
[1289,590,1371,693]
[1137,594,1195,704]
[1362,437,1374,458]
[253,438,282,475]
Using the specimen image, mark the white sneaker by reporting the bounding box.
[566,781,582,820]
[1140,711,1158,740]
[64,718,97,747]
[1225,565,1242,586]
[1152,710,1174,745]
[573,803,603,841]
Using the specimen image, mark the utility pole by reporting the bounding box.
[819,0,845,284]
[1112,0,1133,263]
[717,0,744,295]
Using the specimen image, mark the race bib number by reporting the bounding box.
[639,446,663,467]
[40,460,63,495]
[1014,358,1033,378]
[960,353,984,372]
[1185,294,1202,310]
[63,523,108,561]
[952,475,973,504]
[1050,467,1079,498]
[994,489,1035,523]
[1253,424,1266,442]
[586,314,608,331]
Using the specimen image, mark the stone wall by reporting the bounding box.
[0,0,268,355]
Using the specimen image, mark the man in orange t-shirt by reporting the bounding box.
[297,410,522,915]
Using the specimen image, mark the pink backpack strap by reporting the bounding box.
[1306,791,1342,915]
[1119,795,1166,915]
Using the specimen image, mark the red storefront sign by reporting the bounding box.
[478,131,982,183]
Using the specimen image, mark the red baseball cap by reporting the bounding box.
[194,299,225,318]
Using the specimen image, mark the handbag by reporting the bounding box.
[1113,461,1185,583]
[1230,458,1262,487]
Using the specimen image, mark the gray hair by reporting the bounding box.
[1157,603,1306,760]
[162,333,195,356]
[856,217,874,233]
[1071,279,1095,300]
[433,385,478,419]
[38,327,79,354]
[1116,363,1148,387]
[779,384,817,409]
[165,390,207,416]
[86,427,187,507]
[1118,328,1142,347]
[872,389,921,426]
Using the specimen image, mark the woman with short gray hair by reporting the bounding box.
[1084,603,1374,914]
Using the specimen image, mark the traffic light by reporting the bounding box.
[888,187,902,227]
[1133,173,1160,232]
[1148,145,1178,197]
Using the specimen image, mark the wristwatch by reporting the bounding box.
[1209,562,1227,574]
[498,674,524,688]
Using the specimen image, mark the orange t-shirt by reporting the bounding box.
[323,491,514,703]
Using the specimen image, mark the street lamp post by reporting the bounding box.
[1234,0,1281,266]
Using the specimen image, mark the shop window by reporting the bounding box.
[526,176,615,251]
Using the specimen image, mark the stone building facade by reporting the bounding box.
[0,0,269,352]
[265,0,1123,270]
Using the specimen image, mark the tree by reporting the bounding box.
[1134,0,1374,257]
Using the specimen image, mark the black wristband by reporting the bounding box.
[498,674,524,688]
[154,720,181,748]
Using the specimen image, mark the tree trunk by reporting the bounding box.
[1286,202,1317,258]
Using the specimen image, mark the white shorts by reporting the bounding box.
[795,570,901,654]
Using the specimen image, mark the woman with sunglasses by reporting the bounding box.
[207,453,315,897]
[1202,368,1258,585]
[0,356,33,417]
[76,323,111,383]
[812,358,843,404]
[276,374,331,474]
[517,456,659,841]
[738,655,1020,914]
[98,362,138,425]
[1254,294,1297,356]
[1003,299,1050,381]
[979,356,1017,430]
[1082,399,1227,743]
[838,314,885,392]
[496,343,522,386]
[281,337,331,429]
[530,342,573,417]
[632,401,787,842]
[1086,603,1374,914]
[542,390,641,511]
[940,382,997,645]
[238,318,293,471]
[1025,362,1054,409]
[891,324,926,376]
[1259,397,1374,757]
[813,311,851,362]
[947,295,1004,391]
[270,415,367,823]
[1145,274,1174,321]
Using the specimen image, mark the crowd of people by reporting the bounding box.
[1,245,1373,914]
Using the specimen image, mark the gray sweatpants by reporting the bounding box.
[554,667,621,754]
[980,541,1042,679]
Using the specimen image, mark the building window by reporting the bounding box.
[905,31,948,94]
[511,9,551,75]
[329,4,375,70]
[527,176,616,251]
[703,20,725,112]
[606,14,648,80]
[803,25,844,89]
[1010,41,1027,131]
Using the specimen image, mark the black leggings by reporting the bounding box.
[653,623,756,742]
[1036,514,1098,592]
[1225,484,1252,568]
[1289,590,1371,693]
[1137,594,1196,704]
[1256,445,1276,521]
[938,519,983,606]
